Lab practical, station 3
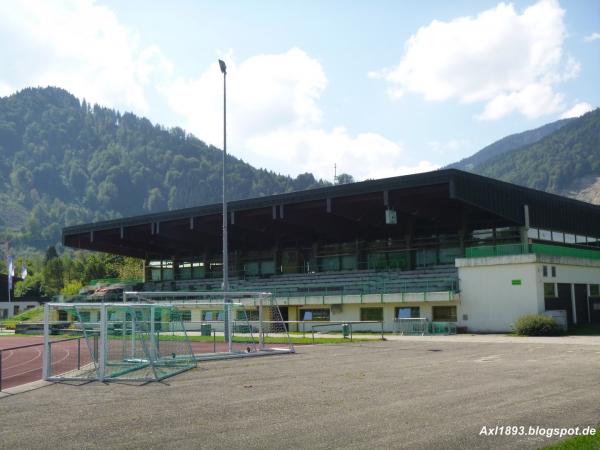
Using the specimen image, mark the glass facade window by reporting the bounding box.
[551,231,564,243]
[236,309,259,321]
[539,229,552,240]
[564,234,576,244]
[544,283,556,297]
[543,265,548,277]
[395,307,420,319]
[432,306,457,322]
[360,307,383,321]
[300,308,330,321]
[527,228,539,239]
[202,310,223,321]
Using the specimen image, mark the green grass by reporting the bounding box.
[0,331,376,345]
[545,429,599,449]
[156,334,377,345]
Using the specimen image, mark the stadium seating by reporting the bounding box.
[154,265,459,297]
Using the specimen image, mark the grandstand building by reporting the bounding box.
[62,169,600,332]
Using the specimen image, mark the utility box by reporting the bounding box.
[544,310,568,332]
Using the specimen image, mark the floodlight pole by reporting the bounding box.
[219,59,232,353]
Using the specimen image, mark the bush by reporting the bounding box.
[513,314,562,336]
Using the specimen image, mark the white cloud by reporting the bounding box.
[584,32,600,42]
[0,1,436,181]
[374,0,577,120]
[560,102,593,118]
[0,0,172,112]
[165,49,435,180]
[0,81,14,97]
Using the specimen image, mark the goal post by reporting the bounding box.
[122,291,295,359]
[43,302,197,383]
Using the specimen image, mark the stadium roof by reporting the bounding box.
[63,169,600,259]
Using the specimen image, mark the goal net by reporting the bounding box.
[122,291,295,360]
[43,302,196,382]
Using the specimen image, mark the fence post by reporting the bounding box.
[77,338,81,370]
[381,321,384,340]
[0,349,3,391]
[98,304,107,382]
[213,330,216,353]
[42,303,50,380]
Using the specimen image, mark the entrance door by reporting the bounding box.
[545,283,573,325]
[590,298,600,324]
[574,284,589,325]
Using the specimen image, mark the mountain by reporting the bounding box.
[450,109,600,204]
[447,117,574,171]
[0,87,328,250]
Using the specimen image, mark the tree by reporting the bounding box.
[336,173,355,185]
[42,257,64,295]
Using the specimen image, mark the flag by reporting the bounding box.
[21,262,27,280]
[7,255,14,291]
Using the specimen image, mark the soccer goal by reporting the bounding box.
[122,291,295,360]
[43,302,197,383]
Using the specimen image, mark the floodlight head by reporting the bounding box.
[219,59,227,74]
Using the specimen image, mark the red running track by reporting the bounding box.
[0,337,283,390]
[0,336,90,390]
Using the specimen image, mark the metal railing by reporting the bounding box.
[309,321,385,342]
[0,337,84,391]
[465,243,600,260]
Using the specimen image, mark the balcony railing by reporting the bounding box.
[465,243,600,260]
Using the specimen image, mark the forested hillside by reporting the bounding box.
[474,108,600,196]
[0,87,327,249]
[448,117,574,171]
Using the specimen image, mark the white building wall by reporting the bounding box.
[457,260,540,332]
[457,254,600,332]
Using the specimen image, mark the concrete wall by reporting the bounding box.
[0,301,40,319]
[457,258,540,332]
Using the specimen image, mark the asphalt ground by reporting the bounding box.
[0,339,599,450]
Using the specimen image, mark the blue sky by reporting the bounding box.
[0,0,598,181]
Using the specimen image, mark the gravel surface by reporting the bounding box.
[1,340,599,449]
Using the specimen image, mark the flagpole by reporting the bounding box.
[3,242,9,304]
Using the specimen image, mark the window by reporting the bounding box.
[432,306,457,322]
[539,229,552,241]
[202,310,223,321]
[543,266,548,277]
[58,310,68,321]
[236,309,259,321]
[551,231,564,243]
[551,266,556,278]
[78,311,91,322]
[395,307,420,319]
[544,283,556,297]
[360,307,383,321]
[590,285,600,297]
[300,308,330,321]
[527,228,539,239]
[180,310,192,322]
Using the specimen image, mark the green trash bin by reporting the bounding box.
[201,324,212,336]
[342,323,350,338]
